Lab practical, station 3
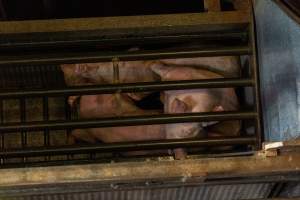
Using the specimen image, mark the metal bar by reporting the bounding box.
[19,98,27,163]
[250,3,263,150]
[0,151,256,168]
[0,99,3,165]
[0,137,256,158]
[43,97,50,161]
[0,78,254,98]
[65,97,73,161]
[0,111,257,133]
[0,11,250,34]
[19,99,26,146]
[0,154,299,188]
[0,32,247,50]
[0,45,251,66]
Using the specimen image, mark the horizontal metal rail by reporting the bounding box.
[0,11,250,34]
[0,137,256,158]
[0,78,254,98]
[0,111,257,133]
[0,45,251,66]
[0,32,248,50]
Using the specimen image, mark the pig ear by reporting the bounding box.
[213,105,224,112]
[171,98,189,112]
[151,63,169,80]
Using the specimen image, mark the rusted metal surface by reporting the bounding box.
[0,11,250,34]
[0,153,299,187]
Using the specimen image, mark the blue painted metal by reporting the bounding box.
[254,0,300,141]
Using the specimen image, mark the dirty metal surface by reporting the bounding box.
[0,11,250,34]
[255,0,300,142]
[0,153,299,187]
[2,183,275,200]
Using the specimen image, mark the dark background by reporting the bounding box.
[0,0,204,20]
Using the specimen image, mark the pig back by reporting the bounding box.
[160,56,240,78]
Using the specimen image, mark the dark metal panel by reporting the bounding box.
[254,0,300,141]
[2,183,274,200]
[279,183,300,198]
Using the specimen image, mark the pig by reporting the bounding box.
[151,63,240,159]
[160,56,240,78]
[69,93,167,156]
[72,60,161,84]
[61,60,163,103]
[61,64,94,107]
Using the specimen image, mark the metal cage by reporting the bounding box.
[0,0,262,168]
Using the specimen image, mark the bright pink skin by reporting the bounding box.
[160,56,240,78]
[151,64,240,159]
[70,94,167,156]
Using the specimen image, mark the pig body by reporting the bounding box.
[61,60,162,103]
[160,56,240,78]
[151,64,240,159]
[63,58,241,159]
[70,93,167,156]
[73,60,160,84]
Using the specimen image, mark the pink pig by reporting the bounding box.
[151,64,240,159]
[69,94,167,156]
[61,60,162,103]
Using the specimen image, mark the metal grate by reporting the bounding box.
[0,1,262,168]
[3,183,274,200]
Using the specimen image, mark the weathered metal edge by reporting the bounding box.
[0,11,250,34]
[273,0,300,25]
[0,154,299,187]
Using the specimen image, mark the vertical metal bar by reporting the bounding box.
[43,96,50,161]
[20,98,27,162]
[250,3,263,150]
[0,98,4,164]
[65,97,73,160]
